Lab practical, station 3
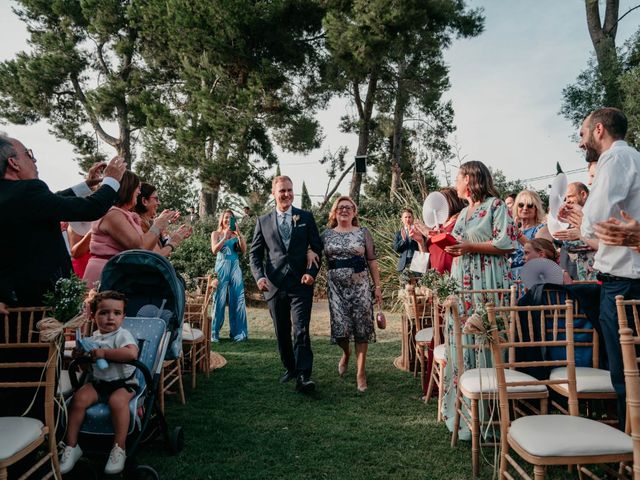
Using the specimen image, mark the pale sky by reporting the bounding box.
[1,0,638,201]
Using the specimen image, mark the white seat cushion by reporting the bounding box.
[182,323,204,342]
[0,417,44,461]
[509,414,632,457]
[549,367,614,393]
[433,344,446,362]
[415,327,433,343]
[58,369,73,396]
[460,368,547,394]
[64,340,76,350]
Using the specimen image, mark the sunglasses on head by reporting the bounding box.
[518,202,534,209]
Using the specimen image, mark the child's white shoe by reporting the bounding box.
[59,443,83,474]
[104,443,126,474]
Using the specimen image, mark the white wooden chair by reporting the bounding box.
[488,301,633,480]
[0,307,61,480]
[616,295,640,480]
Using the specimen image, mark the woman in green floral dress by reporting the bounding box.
[441,161,517,439]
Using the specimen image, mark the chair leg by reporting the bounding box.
[451,392,461,447]
[425,362,436,404]
[540,398,548,415]
[436,364,445,422]
[0,467,7,480]
[49,430,61,480]
[159,367,166,414]
[191,349,197,390]
[533,464,546,480]
[471,399,480,478]
[413,344,421,378]
[419,347,428,394]
[177,360,186,405]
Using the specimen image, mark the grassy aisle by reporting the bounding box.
[138,303,568,480]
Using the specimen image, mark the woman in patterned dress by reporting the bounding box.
[441,161,518,438]
[210,209,248,342]
[322,196,382,392]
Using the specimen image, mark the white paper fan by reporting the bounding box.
[548,173,568,219]
[422,192,449,228]
[520,258,564,289]
[547,214,570,236]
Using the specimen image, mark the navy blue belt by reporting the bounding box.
[328,256,367,273]
[596,272,640,283]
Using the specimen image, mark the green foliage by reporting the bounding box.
[301,181,312,210]
[43,275,87,322]
[169,218,216,284]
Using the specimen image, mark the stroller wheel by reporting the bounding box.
[129,464,159,480]
[169,426,185,454]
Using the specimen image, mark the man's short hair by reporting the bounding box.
[0,132,16,178]
[589,107,628,140]
[570,182,589,198]
[272,175,292,191]
[401,207,414,216]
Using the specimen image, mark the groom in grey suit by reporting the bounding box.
[250,176,323,392]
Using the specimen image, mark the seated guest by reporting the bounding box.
[393,208,426,281]
[523,238,573,284]
[413,187,466,273]
[510,189,552,279]
[68,221,92,278]
[504,192,516,211]
[0,133,125,307]
[83,171,184,288]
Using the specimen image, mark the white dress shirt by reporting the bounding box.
[581,140,640,278]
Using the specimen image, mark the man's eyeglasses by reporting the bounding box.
[337,205,354,212]
[518,202,534,209]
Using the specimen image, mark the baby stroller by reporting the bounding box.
[67,250,186,479]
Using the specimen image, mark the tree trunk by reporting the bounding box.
[390,59,407,201]
[349,71,379,203]
[199,177,221,218]
[585,0,622,108]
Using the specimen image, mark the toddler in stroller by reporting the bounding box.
[60,290,138,475]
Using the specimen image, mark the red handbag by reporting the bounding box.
[376,309,387,330]
[431,232,458,248]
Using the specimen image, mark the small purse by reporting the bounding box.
[376,308,387,330]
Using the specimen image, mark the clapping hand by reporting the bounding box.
[102,156,127,182]
[595,210,640,248]
[558,203,583,228]
[552,227,581,241]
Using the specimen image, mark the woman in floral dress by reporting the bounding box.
[322,196,382,392]
[441,161,518,439]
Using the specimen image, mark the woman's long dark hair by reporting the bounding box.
[459,161,500,203]
[134,183,157,215]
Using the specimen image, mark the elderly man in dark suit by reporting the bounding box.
[0,133,126,307]
[250,175,323,393]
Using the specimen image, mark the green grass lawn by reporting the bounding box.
[137,302,577,480]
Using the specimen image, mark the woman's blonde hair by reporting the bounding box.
[217,209,235,232]
[512,190,545,224]
[328,196,359,228]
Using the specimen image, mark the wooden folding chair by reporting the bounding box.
[616,295,640,480]
[0,307,61,480]
[541,289,617,424]
[182,279,214,389]
[488,301,633,480]
[424,296,446,419]
[449,286,533,478]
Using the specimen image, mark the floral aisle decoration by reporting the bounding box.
[38,275,89,342]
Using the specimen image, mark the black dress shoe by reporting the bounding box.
[295,375,316,393]
[279,370,296,384]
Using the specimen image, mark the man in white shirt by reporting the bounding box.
[580,107,640,430]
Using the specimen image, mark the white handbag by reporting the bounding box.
[409,251,430,274]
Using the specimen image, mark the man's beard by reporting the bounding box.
[584,146,599,163]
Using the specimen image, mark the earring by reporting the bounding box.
[466,187,471,199]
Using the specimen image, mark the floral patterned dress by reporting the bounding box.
[441,197,517,439]
[322,228,377,344]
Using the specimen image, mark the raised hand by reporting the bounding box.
[102,156,126,182]
[595,210,640,247]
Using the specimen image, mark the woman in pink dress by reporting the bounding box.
[83,171,175,288]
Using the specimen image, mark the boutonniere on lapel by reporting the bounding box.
[292,214,300,227]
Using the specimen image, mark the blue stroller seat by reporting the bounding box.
[77,316,167,435]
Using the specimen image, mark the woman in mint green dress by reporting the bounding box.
[441,161,517,439]
[210,210,248,342]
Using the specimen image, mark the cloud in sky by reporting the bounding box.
[1,0,638,201]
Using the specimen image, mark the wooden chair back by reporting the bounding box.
[447,286,517,373]
[488,301,577,428]
[615,295,640,480]
[402,285,433,330]
[0,307,61,478]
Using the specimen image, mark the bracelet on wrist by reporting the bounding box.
[149,225,161,236]
[167,243,175,252]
